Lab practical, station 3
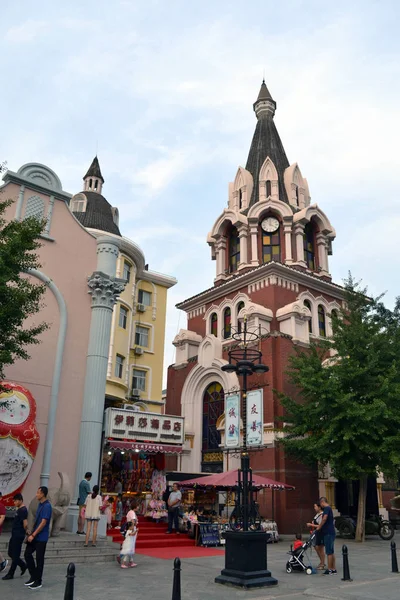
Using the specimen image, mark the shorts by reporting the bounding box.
[313,531,323,546]
[323,533,335,555]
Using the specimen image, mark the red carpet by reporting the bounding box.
[136,546,225,560]
[108,517,198,550]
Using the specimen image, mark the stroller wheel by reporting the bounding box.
[286,562,293,574]
[306,567,313,575]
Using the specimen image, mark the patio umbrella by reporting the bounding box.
[180,469,294,490]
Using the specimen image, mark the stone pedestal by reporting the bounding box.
[215,531,278,589]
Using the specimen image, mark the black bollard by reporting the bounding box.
[64,563,75,600]
[172,557,181,600]
[341,545,352,582]
[391,541,399,573]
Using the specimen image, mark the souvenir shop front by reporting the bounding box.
[102,408,184,517]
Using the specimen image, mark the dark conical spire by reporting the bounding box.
[256,79,273,102]
[246,81,289,205]
[83,156,104,183]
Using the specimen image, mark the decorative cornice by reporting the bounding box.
[87,271,126,309]
[176,261,345,313]
[1,169,72,202]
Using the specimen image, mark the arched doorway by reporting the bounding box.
[202,382,224,473]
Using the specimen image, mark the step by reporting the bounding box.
[44,552,117,565]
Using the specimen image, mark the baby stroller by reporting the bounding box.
[285,533,316,575]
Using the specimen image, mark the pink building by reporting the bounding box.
[0,162,122,512]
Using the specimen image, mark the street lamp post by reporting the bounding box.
[215,319,278,589]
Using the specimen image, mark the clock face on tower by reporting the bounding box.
[261,217,279,233]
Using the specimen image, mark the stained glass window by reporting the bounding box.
[262,228,280,263]
[202,382,224,452]
[304,300,312,333]
[237,301,245,334]
[229,228,240,272]
[318,305,326,337]
[211,313,218,337]
[223,307,231,339]
[304,223,315,270]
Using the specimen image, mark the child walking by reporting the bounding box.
[119,521,138,568]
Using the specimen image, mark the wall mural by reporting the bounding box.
[0,382,39,506]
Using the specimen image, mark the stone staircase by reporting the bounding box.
[0,532,119,565]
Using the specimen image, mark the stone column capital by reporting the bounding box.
[87,271,126,309]
[237,224,248,237]
[293,222,305,234]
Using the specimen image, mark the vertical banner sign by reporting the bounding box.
[246,389,263,447]
[225,394,240,448]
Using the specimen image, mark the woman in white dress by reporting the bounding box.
[84,486,102,547]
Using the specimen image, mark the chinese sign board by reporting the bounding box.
[246,389,263,446]
[225,394,240,448]
[104,408,184,445]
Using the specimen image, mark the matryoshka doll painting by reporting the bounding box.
[0,382,39,506]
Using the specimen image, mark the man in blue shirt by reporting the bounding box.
[24,486,53,590]
[2,493,28,580]
[77,472,92,535]
[316,496,337,575]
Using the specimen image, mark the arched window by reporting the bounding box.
[223,307,231,339]
[210,313,218,337]
[94,179,98,190]
[318,305,326,337]
[262,224,280,263]
[236,301,245,334]
[304,299,312,334]
[330,309,338,333]
[266,180,272,197]
[229,228,240,272]
[239,189,243,209]
[89,178,93,189]
[202,382,224,472]
[303,223,315,270]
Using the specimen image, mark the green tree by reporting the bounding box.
[277,276,400,542]
[0,173,48,397]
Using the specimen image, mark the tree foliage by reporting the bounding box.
[0,194,48,384]
[277,275,400,539]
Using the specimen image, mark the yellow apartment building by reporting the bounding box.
[71,157,176,414]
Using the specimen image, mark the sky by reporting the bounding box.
[1,1,400,386]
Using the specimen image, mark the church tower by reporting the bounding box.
[166,82,345,532]
[207,80,335,283]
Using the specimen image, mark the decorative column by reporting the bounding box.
[316,233,329,275]
[250,223,259,266]
[238,224,248,268]
[15,185,25,220]
[75,236,125,488]
[215,237,227,279]
[283,220,293,264]
[293,223,306,266]
[44,195,55,236]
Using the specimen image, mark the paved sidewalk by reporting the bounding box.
[1,532,400,600]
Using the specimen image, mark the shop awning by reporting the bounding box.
[108,439,183,454]
[180,470,295,490]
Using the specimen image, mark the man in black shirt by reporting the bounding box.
[2,493,28,580]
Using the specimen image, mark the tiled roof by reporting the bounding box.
[83,156,104,183]
[73,191,121,236]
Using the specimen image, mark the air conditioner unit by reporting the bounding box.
[123,404,140,412]
[131,388,141,398]
[134,347,144,356]
[137,303,146,312]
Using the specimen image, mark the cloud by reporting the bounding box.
[4,20,47,43]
